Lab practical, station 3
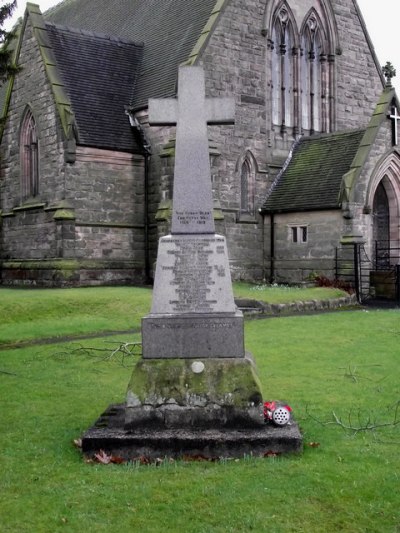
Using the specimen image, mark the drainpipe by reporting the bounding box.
[143,151,151,283]
[126,111,152,284]
[270,212,275,284]
[260,210,266,282]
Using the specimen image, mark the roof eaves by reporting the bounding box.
[260,136,302,214]
[182,0,229,66]
[263,205,341,215]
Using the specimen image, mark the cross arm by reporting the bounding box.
[148,98,178,126]
[206,98,235,125]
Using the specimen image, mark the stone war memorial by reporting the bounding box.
[82,66,302,459]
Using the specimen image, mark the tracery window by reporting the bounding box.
[300,11,328,134]
[271,4,297,131]
[268,2,334,136]
[20,108,39,201]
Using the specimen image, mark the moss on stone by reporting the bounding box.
[127,356,263,409]
[53,208,76,220]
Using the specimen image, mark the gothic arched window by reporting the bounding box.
[20,108,39,201]
[239,152,256,216]
[266,1,336,136]
[300,11,329,134]
[271,4,297,132]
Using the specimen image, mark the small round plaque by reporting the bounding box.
[191,361,205,374]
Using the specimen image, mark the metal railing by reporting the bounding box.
[336,242,400,304]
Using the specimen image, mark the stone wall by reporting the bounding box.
[0,21,147,286]
[263,210,344,283]
[0,19,66,273]
[0,1,388,287]
[332,0,384,129]
[196,0,384,282]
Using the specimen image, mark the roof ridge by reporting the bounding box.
[43,0,76,18]
[299,128,366,143]
[45,21,144,47]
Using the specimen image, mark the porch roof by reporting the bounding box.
[261,129,366,214]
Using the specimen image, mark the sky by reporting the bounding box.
[4,0,400,93]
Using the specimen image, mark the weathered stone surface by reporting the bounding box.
[126,354,263,429]
[151,234,236,314]
[142,312,244,359]
[82,403,303,459]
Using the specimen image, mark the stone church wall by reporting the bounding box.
[0,21,148,286]
[199,0,270,281]
[0,20,66,272]
[194,0,384,283]
[332,0,384,130]
[0,1,388,287]
[65,148,145,262]
[264,210,344,284]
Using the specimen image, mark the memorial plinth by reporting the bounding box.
[142,234,244,359]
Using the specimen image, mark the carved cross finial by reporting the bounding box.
[382,61,396,87]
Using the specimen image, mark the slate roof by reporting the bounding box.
[46,23,143,151]
[261,130,366,213]
[44,0,222,109]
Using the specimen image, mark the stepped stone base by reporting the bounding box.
[81,404,303,460]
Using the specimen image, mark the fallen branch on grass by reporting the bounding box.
[331,408,400,434]
[338,363,383,383]
[306,403,400,435]
[52,341,142,366]
[0,369,18,376]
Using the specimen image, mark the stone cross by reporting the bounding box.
[389,106,400,146]
[148,66,234,234]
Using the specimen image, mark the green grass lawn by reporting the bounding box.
[1,288,399,532]
[0,284,348,346]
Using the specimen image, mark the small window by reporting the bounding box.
[291,225,308,243]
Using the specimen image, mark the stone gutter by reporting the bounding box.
[235,293,359,317]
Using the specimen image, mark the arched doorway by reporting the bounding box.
[372,181,390,268]
[366,157,400,301]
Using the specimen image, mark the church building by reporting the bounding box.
[0,0,399,292]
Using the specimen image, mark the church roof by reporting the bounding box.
[46,23,144,151]
[44,0,225,110]
[261,129,366,214]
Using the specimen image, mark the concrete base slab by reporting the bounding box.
[81,404,303,460]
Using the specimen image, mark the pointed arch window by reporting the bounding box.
[271,4,297,131]
[301,12,328,134]
[267,2,336,137]
[239,153,256,217]
[20,108,39,201]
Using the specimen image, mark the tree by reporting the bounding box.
[0,1,19,84]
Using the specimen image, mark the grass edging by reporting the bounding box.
[235,293,358,316]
